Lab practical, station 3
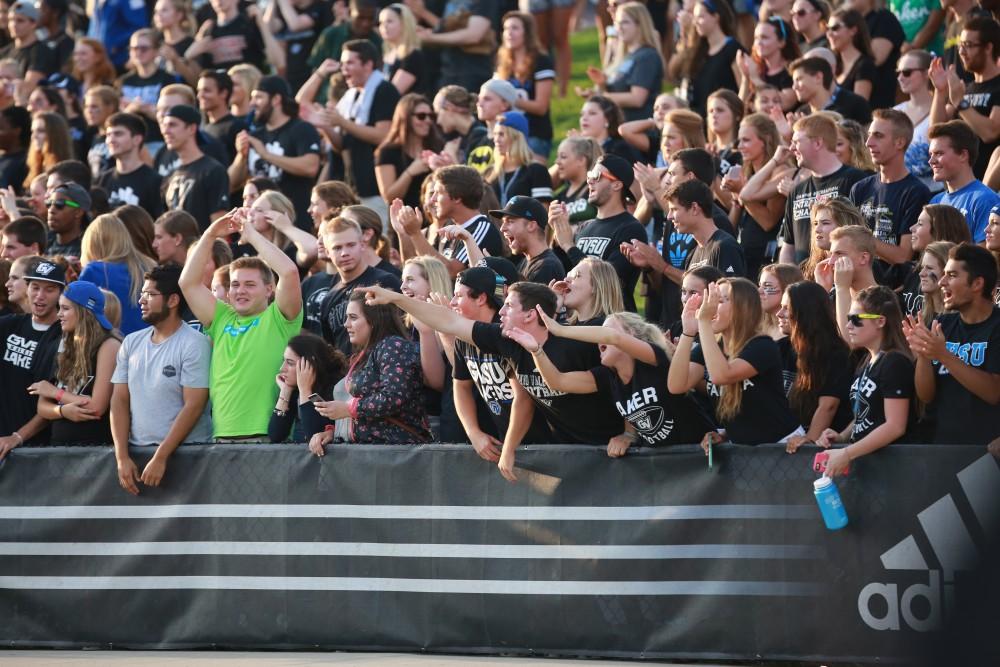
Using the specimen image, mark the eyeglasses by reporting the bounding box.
[847,313,882,327]
[959,41,982,51]
[411,111,435,121]
[45,199,80,210]
[139,290,163,300]
[896,68,919,77]
[586,166,619,183]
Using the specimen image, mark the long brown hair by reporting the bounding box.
[347,289,409,358]
[715,277,764,422]
[57,300,115,393]
[377,93,444,158]
[680,0,736,79]
[853,285,912,362]
[786,280,848,424]
[25,113,72,189]
[918,241,955,326]
[495,11,542,83]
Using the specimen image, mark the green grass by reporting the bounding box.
[550,28,602,141]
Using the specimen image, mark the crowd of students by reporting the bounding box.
[0,0,996,492]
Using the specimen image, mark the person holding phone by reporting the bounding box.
[268,333,347,443]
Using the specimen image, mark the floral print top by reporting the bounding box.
[347,335,431,444]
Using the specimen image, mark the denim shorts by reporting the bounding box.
[528,0,576,12]
[527,136,553,160]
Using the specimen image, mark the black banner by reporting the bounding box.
[0,443,997,662]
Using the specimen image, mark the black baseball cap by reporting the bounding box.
[256,75,293,99]
[164,104,202,126]
[456,267,506,310]
[481,256,520,287]
[23,260,66,287]
[597,154,635,192]
[488,195,548,228]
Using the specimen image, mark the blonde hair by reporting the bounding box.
[80,214,156,303]
[801,197,865,279]
[57,300,115,394]
[606,311,669,354]
[402,256,452,327]
[487,120,533,183]
[663,109,706,150]
[569,257,625,324]
[559,136,603,170]
[100,288,122,331]
[919,241,955,326]
[829,224,876,259]
[254,190,296,251]
[381,3,420,60]
[227,64,262,98]
[715,278,765,422]
[160,83,196,105]
[610,2,665,76]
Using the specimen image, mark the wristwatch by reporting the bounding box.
[957,98,971,111]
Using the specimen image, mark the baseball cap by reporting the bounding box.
[43,73,81,98]
[498,111,529,137]
[51,182,91,212]
[489,195,548,228]
[481,256,520,287]
[596,154,635,192]
[23,260,66,287]
[256,75,293,100]
[63,280,113,330]
[480,79,519,108]
[456,267,506,310]
[11,1,39,22]
[164,104,202,127]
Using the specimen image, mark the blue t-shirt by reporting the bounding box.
[930,179,999,242]
[78,261,148,336]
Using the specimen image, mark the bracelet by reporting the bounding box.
[531,346,545,356]
[11,432,22,445]
[681,332,696,338]
[56,405,63,418]
[55,388,65,403]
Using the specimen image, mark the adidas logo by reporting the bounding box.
[858,453,1000,631]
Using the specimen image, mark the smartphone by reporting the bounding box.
[707,441,713,471]
[813,451,849,475]
[307,393,327,404]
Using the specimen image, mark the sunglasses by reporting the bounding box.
[847,313,882,327]
[792,8,811,16]
[411,111,435,121]
[827,23,844,31]
[896,68,919,77]
[587,166,619,183]
[45,199,80,210]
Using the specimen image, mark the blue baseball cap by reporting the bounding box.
[498,111,529,137]
[63,280,113,331]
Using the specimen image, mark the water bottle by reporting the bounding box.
[814,476,848,530]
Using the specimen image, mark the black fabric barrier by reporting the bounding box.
[0,443,997,663]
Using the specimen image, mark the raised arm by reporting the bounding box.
[667,295,707,393]
[180,212,237,327]
[364,285,475,342]
[503,326,597,394]
[533,304,658,366]
[695,285,759,385]
[241,212,302,320]
[266,209,319,267]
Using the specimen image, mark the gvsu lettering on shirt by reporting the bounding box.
[465,359,515,403]
[617,387,675,443]
[576,236,611,256]
[3,334,37,369]
[937,341,989,374]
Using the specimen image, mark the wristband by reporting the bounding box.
[56,404,63,418]
[11,431,22,445]
[55,388,65,403]
[681,332,696,338]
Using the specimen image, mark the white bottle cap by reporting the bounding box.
[813,476,833,490]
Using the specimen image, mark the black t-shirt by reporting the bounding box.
[606,46,663,122]
[471,321,623,444]
[0,39,56,77]
[97,164,164,219]
[375,144,428,209]
[783,340,854,432]
[849,173,929,271]
[300,271,335,336]
[118,69,179,108]
[385,48,428,95]
[566,211,648,312]
[818,87,873,125]
[592,344,715,446]
[163,155,231,231]
[453,330,552,444]
[777,336,797,396]
[850,350,914,443]
[45,31,74,73]
[325,81,399,200]
[491,162,553,205]
[961,73,1000,179]
[319,266,402,356]
[0,150,27,193]
[783,165,867,262]
[274,0,332,92]
[864,9,905,111]
[438,0,500,91]
[439,215,504,266]
[204,114,248,166]
[0,315,60,442]
[249,117,323,230]
[49,351,112,445]
[691,335,800,444]
[516,249,565,285]
[503,52,555,140]
[930,308,1000,444]
[895,263,923,318]
[839,55,877,100]
[199,13,266,71]
[47,234,81,258]
[154,132,230,180]
[687,37,741,117]
[685,228,746,278]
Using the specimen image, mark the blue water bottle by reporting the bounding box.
[814,475,849,530]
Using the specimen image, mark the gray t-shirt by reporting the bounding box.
[111,322,213,445]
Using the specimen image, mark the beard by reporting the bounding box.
[254,101,273,126]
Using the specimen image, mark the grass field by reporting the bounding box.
[549,28,602,142]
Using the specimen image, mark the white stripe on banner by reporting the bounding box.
[0,542,823,559]
[0,504,817,521]
[0,576,823,596]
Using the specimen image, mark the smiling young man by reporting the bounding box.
[179,208,303,440]
[488,195,564,284]
[1,217,46,259]
[0,260,63,459]
[926,120,1000,243]
[161,104,230,231]
[907,243,1000,444]
[96,111,164,217]
[849,109,931,267]
[44,181,89,257]
[111,264,212,495]
[666,180,745,277]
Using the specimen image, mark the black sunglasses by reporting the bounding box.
[847,313,882,327]
[896,68,919,77]
[45,199,79,210]
[411,111,435,121]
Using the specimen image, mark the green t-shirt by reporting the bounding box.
[206,300,303,437]
[889,0,944,55]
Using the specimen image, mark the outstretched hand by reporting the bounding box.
[503,326,540,352]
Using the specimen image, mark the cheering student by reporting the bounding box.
[905,244,1000,445]
[309,291,431,449]
[914,241,955,326]
[816,285,914,475]
[776,280,854,453]
[667,277,802,447]
[552,136,602,225]
[505,308,716,455]
[554,257,624,325]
